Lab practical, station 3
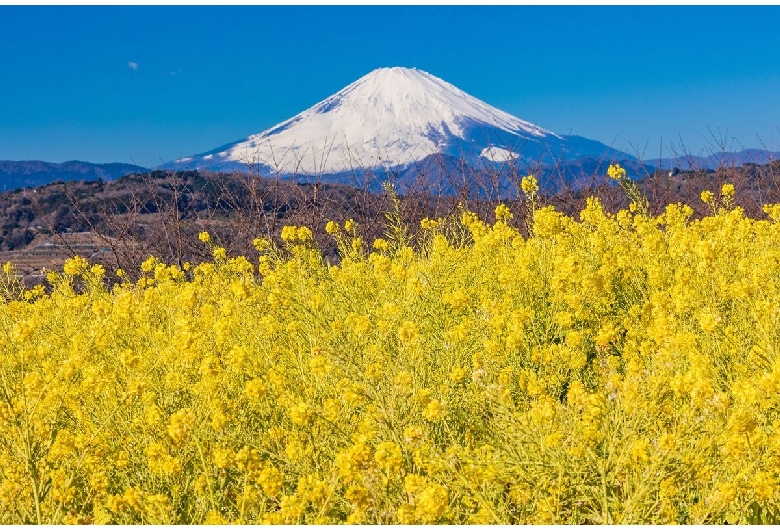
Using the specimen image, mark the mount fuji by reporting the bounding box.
[173,67,639,192]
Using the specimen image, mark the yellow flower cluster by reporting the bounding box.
[2,188,780,523]
[521,174,538,198]
[607,163,627,180]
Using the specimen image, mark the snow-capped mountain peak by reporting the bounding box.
[258,67,556,143]
[176,66,568,174]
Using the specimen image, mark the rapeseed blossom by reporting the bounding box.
[521,174,538,198]
[607,163,626,180]
[1,184,780,523]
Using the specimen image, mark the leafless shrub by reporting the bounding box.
[44,139,780,281]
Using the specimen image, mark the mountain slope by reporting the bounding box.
[0,160,148,190]
[174,67,633,178]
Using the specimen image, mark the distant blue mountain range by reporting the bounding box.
[0,160,147,191]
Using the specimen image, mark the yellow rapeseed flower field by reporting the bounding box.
[1,170,780,523]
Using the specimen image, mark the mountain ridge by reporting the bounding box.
[651,148,780,171]
[0,160,148,190]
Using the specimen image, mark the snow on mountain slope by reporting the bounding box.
[175,67,580,175]
[480,146,520,162]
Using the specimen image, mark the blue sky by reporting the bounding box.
[2,5,779,166]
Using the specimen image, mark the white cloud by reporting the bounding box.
[128,61,138,70]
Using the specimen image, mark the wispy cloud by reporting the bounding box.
[128,61,138,70]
